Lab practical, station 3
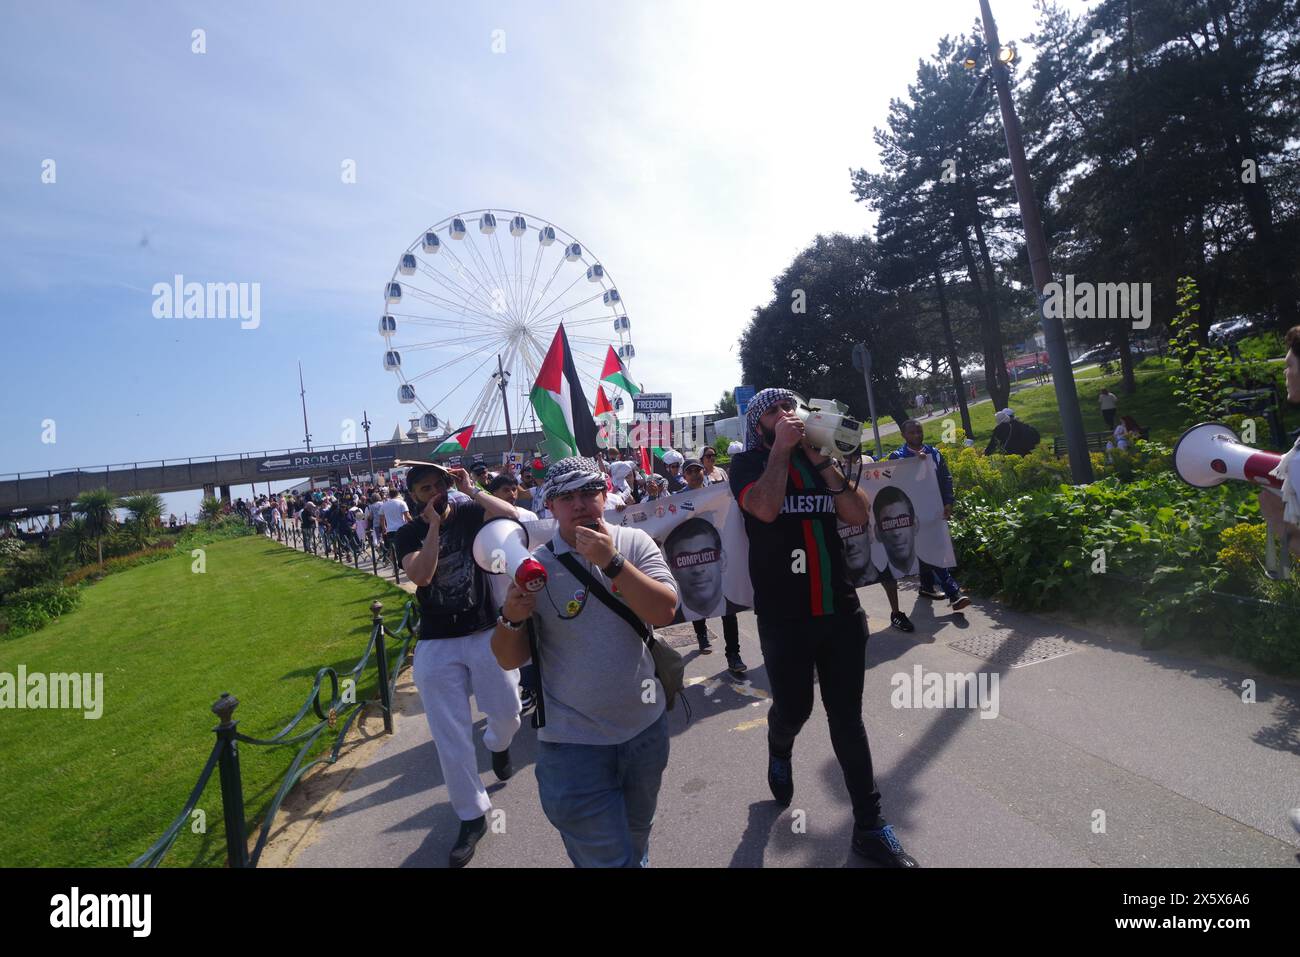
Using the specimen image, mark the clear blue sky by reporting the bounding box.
[0,0,1072,518]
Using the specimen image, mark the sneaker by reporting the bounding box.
[697,638,713,655]
[889,611,915,633]
[917,587,945,600]
[851,823,919,868]
[726,652,748,676]
[768,752,793,806]
[491,747,514,781]
[449,815,487,868]
[518,687,536,716]
[951,595,972,612]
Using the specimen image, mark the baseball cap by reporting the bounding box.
[683,458,704,471]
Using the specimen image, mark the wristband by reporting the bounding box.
[497,613,526,631]
[602,552,627,579]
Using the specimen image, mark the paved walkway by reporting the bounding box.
[289,581,1300,868]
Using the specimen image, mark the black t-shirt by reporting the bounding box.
[392,502,495,640]
[300,503,317,526]
[728,447,861,619]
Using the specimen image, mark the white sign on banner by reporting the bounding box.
[520,483,751,624]
[839,454,956,585]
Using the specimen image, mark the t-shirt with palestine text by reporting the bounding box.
[728,446,861,619]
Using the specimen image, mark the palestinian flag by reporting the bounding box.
[530,324,599,459]
[433,424,475,455]
[593,385,615,418]
[600,345,641,397]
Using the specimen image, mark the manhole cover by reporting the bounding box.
[947,631,1078,669]
[657,623,703,650]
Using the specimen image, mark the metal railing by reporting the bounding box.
[132,598,420,868]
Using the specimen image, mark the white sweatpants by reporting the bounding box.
[411,627,522,821]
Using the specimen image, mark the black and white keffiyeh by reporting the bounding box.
[744,387,799,451]
[540,456,607,504]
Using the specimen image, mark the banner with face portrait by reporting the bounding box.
[607,483,753,623]
[838,454,956,585]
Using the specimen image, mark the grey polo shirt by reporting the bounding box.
[532,525,678,746]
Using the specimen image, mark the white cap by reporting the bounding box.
[727,441,743,455]
[994,408,1015,425]
[661,449,684,466]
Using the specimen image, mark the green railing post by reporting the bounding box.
[372,601,394,734]
[212,693,249,868]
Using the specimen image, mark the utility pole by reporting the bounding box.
[977,0,1093,483]
[299,361,316,491]
[495,354,514,450]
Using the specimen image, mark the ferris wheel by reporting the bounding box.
[380,210,635,442]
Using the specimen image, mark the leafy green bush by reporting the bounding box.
[950,471,1300,673]
[63,546,177,587]
[0,583,82,639]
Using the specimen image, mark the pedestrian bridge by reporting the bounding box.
[1,412,723,518]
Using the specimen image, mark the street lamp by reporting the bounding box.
[972,0,1093,483]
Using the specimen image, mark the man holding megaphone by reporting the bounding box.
[390,459,524,869]
[490,455,680,868]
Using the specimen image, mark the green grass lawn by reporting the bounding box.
[0,536,413,867]
[908,356,1293,451]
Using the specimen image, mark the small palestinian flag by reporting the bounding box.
[531,324,600,458]
[600,345,641,397]
[593,385,615,418]
[433,424,474,455]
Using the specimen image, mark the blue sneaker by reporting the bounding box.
[768,752,793,806]
[852,823,919,867]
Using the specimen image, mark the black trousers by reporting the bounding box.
[693,614,739,656]
[1102,408,1117,428]
[757,608,883,829]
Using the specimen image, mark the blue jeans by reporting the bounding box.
[919,560,960,600]
[535,711,670,867]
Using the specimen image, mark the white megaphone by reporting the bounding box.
[472,517,547,592]
[1174,422,1296,579]
[1173,422,1283,490]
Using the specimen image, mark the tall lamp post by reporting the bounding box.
[493,354,514,451]
[974,0,1093,483]
[299,361,316,491]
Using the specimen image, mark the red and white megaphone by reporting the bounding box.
[472,517,547,592]
[1173,422,1283,489]
[1174,422,1300,579]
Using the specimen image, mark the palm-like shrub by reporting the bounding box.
[120,493,165,549]
[199,497,224,525]
[71,488,118,567]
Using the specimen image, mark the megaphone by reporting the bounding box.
[794,394,863,456]
[472,517,547,592]
[1174,422,1299,579]
[1173,422,1283,490]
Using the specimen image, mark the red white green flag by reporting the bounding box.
[600,345,641,397]
[593,385,615,417]
[433,424,475,455]
[530,324,600,459]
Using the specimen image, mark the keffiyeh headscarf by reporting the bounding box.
[540,456,608,504]
[744,387,799,451]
